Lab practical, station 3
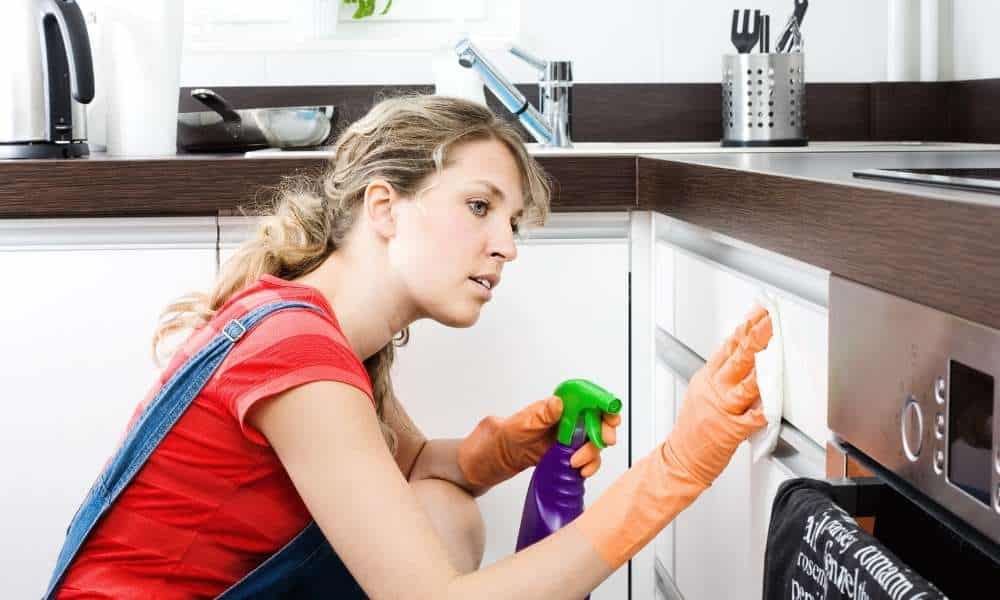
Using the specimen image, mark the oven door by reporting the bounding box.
[825,274,1000,598]
[830,276,1000,543]
[759,426,1000,600]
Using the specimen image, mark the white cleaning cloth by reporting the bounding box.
[751,290,784,462]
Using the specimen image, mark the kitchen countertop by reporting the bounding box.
[0,152,636,217]
[646,149,1000,207]
[637,150,1000,331]
[4,143,1000,330]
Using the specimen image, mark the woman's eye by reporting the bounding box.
[467,199,489,217]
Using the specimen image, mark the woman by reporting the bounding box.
[47,95,770,598]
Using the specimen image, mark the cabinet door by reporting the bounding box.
[671,378,755,600]
[662,216,831,448]
[392,229,630,598]
[0,218,217,598]
[651,360,677,583]
[221,214,631,598]
[749,423,827,598]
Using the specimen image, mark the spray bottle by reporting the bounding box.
[516,379,623,557]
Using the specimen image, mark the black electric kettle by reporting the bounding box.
[1,0,95,159]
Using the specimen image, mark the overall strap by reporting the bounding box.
[43,300,324,599]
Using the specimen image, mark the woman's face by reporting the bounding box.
[389,138,525,327]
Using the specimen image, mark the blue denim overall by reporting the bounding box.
[44,301,367,599]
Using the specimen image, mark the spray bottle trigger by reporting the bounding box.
[553,379,623,448]
[584,409,606,449]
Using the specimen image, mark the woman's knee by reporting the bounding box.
[411,478,485,573]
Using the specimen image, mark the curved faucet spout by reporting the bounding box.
[455,38,570,147]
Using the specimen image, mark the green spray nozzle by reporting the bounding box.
[553,379,623,449]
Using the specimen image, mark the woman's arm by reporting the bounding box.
[249,381,612,599]
[379,392,428,479]
[381,393,482,494]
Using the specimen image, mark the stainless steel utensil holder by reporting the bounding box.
[722,53,807,147]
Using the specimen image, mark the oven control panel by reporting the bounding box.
[829,276,1000,544]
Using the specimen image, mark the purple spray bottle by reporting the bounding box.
[516,379,622,596]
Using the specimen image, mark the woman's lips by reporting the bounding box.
[469,277,493,300]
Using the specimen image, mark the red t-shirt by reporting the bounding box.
[58,275,375,599]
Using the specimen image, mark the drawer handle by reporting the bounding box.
[655,326,705,383]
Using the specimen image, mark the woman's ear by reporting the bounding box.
[363,180,397,239]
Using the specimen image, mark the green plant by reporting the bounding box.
[343,0,393,19]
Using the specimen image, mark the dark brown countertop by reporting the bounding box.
[638,151,1000,331]
[4,148,1000,331]
[0,153,635,218]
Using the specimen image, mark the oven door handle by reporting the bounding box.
[771,417,886,517]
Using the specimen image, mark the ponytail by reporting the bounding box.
[152,94,552,453]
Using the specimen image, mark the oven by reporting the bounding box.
[825,274,1000,597]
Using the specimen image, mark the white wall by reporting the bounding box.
[948,0,1000,80]
[79,1,999,86]
[177,0,890,86]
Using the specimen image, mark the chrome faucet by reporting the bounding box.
[455,38,573,148]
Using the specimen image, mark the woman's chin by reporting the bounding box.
[433,305,482,328]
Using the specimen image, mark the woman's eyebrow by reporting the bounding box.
[468,179,505,199]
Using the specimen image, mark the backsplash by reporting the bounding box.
[178,80,1000,144]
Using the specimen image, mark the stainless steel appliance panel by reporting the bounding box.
[829,275,1000,544]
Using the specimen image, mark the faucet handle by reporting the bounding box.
[508,44,548,74]
[509,45,573,84]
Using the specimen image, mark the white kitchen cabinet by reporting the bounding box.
[0,217,218,599]
[638,212,834,600]
[651,360,678,580]
[662,217,832,448]
[630,217,679,600]
[221,212,631,599]
[670,379,756,600]
[747,426,826,599]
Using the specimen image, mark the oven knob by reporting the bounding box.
[901,397,924,462]
[934,449,945,474]
[935,376,946,404]
[935,413,945,439]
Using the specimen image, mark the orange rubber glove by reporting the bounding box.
[572,306,771,569]
[457,396,622,489]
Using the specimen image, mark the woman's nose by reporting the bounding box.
[489,224,518,262]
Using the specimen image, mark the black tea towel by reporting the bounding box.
[762,478,947,600]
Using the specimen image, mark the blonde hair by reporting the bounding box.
[152,95,552,451]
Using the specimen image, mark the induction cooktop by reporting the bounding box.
[853,168,1000,194]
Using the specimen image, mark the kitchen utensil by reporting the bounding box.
[777,0,808,53]
[1,0,94,158]
[721,52,807,147]
[190,89,242,139]
[760,14,770,53]
[177,88,336,153]
[731,9,762,54]
[788,21,804,53]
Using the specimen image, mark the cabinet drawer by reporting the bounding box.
[673,250,830,446]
